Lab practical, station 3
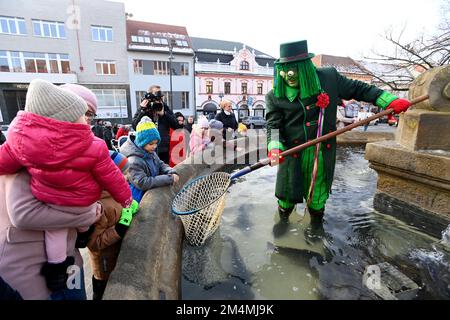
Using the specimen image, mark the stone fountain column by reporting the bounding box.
[365,65,450,237]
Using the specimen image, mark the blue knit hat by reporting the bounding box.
[109,150,129,173]
[135,116,160,148]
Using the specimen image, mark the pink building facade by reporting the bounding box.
[191,38,275,120]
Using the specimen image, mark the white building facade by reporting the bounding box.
[0,0,131,124]
[126,20,195,117]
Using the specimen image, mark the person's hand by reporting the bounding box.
[130,199,139,216]
[268,149,285,166]
[387,98,411,114]
[40,256,75,292]
[172,173,180,185]
[75,224,95,248]
[115,205,136,238]
[140,99,149,109]
[95,202,104,221]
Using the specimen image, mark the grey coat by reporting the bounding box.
[120,135,177,191]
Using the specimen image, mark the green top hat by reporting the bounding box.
[276,40,315,64]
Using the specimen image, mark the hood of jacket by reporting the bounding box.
[119,134,146,159]
[8,111,94,169]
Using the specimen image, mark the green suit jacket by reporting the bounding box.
[265,67,384,203]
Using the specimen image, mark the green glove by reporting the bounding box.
[375,91,398,109]
[119,207,134,227]
[130,199,139,216]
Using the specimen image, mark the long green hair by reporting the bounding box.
[273,59,322,100]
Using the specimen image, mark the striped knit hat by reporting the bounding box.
[25,79,88,123]
[135,116,161,148]
[109,150,129,174]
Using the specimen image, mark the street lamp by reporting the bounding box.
[168,40,175,110]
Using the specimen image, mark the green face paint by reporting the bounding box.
[281,66,299,88]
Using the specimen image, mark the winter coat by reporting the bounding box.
[131,103,181,154]
[103,127,114,150]
[0,111,132,208]
[120,135,177,192]
[92,124,104,140]
[87,191,123,281]
[169,127,188,167]
[189,124,210,154]
[115,126,129,140]
[0,170,98,299]
[215,111,238,139]
[265,67,384,203]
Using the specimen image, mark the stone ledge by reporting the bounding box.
[366,140,450,182]
[337,131,394,145]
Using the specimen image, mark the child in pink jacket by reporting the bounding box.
[189,116,211,154]
[0,79,132,293]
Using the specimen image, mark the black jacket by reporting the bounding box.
[215,111,238,139]
[132,103,181,153]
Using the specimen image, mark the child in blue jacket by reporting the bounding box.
[120,117,179,202]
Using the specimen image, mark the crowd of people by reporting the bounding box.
[0,81,250,300]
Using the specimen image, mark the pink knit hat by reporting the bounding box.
[60,83,98,113]
[197,116,209,129]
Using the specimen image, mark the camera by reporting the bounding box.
[142,91,164,112]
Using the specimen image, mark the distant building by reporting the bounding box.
[0,0,132,124]
[191,37,275,120]
[126,20,195,117]
[312,54,372,83]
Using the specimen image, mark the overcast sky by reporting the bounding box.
[117,0,445,59]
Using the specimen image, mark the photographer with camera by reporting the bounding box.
[132,85,181,164]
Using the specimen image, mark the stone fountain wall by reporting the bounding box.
[365,65,450,237]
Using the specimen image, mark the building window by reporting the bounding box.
[93,89,127,119]
[224,82,231,94]
[153,37,168,45]
[153,61,169,75]
[0,16,26,35]
[175,40,189,47]
[10,51,23,72]
[91,25,113,42]
[180,62,189,76]
[133,59,143,74]
[257,83,263,95]
[131,35,151,43]
[240,61,249,70]
[0,51,69,73]
[181,92,189,109]
[95,60,116,75]
[32,20,65,39]
[0,51,9,72]
[241,82,247,94]
[206,80,213,94]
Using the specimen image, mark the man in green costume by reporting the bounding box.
[266,40,411,222]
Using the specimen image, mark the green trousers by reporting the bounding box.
[278,145,329,211]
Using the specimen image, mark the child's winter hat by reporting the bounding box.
[135,116,161,148]
[25,79,88,123]
[60,83,98,114]
[238,123,248,132]
[109,150,129,174]
[209,119,223,130]
[197,115,209,129]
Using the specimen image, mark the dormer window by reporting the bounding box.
[240,61,249,70]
